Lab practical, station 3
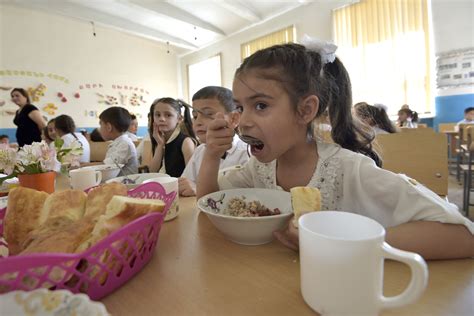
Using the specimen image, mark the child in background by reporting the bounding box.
[0,135,9,145]
[148,97,197,177]
[99,107,138,176]
[397,108,418,128]
[54,115,90,163]
[354,102,397,134]
[197,40,473,260]
[457,107,474,125]
[179,86,249,196]
[46,119,57,141]
[126,114,139,141]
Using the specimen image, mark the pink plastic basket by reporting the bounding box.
[0,182,176,300]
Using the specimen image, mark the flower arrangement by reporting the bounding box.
[0,140,83,184]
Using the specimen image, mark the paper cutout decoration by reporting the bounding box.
[79,83,103,89]
[27,84,47,102]
[119,92,128,106]
[97,93,118,105]
[0,100,5,107]
[43,103,58,115]
[74,92,80,98]
[85,110,99,117]
[1,109,16,116]
[130,93,146,106]
[0,86,12,91]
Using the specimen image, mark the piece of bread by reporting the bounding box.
[4,187,50,255]
[21,217,94,254]
[290,186,321,227]
[42,190,87,221]
[84,182,128,219]
[76,196,166,252]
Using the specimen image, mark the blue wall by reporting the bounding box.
[433,93,474,131]
[0,126,149,143]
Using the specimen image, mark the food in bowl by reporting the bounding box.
[197,188,292,245]
[219,196,281,217]
[106,173,170,189]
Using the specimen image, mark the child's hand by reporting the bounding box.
[152,124,165,147]
[273,218,299,251]
[204,112,235,159]
[178,177,196,197]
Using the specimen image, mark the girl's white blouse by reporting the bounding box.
[218,142,473,233]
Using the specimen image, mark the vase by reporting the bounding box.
[18,171,56,193]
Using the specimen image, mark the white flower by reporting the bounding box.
[0,144,17,175]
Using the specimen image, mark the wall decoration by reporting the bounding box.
[118,92,128,106]
[79,83,103,89]
[74,92,80,98]
[112,84,149,94]
[0,110,16,116]
[0,100,5,106]
[97,93,118,105]
[437,48,474,88]
[43,103,58,115]
[0,86,12,91]
[0,70,68,83]
[27,84,47,102]
[84,110,99,117]
[129,93,146,107]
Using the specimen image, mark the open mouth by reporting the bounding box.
[238,134,265,153]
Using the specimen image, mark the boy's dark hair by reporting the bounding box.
[236,43,381,167]
[354,102,396,134]
[11,88,31,104]
[130,114,137,120]
[464,107,474,114]
[0,134,9,140]
[90,128,105,142]
[99,107,131,133]
[192,86,235,112]
[148,98,197,152]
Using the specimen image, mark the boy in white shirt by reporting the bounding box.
[99,107,138,176]
[179,86,249,196]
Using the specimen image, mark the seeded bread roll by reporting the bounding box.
[290,186,321,228]
[4,187,50,255]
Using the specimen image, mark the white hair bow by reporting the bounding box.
[300,34,338,64]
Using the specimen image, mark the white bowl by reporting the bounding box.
[106,172,170,189]
[197,188,293,245]
[81,164,122,182]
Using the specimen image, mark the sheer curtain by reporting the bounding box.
[333,0,432,115]
[241,25,295,60]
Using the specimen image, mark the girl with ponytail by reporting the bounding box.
[196,38,473,259]
[148,97,197,177]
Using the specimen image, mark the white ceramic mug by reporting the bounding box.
[69,168,102,190]
[143,177,179,221]
[299,211,428,316]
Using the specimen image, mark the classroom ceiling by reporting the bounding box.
[6,0,312,53]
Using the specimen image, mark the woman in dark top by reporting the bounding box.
[148,97,197,177]
[11,88,46,147]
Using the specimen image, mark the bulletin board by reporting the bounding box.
[436,48,474,89]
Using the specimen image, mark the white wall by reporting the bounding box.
[0,5,179,130]
[179,1,351,102]
[431,0,474,54]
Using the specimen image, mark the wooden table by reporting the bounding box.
[102,197,474,315]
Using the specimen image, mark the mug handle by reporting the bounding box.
[379,242,428,309]
[95,171,102,185]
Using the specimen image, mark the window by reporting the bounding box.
[333,0,432,115]
[241,25,295,60]
[187,54,222,100]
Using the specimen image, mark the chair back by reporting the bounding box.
[417,123,428,128]
[141,140,153,167]
[89,141,112,162]
[375,132,448,196]
[399,127,435,133]
[438,123,457,133]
